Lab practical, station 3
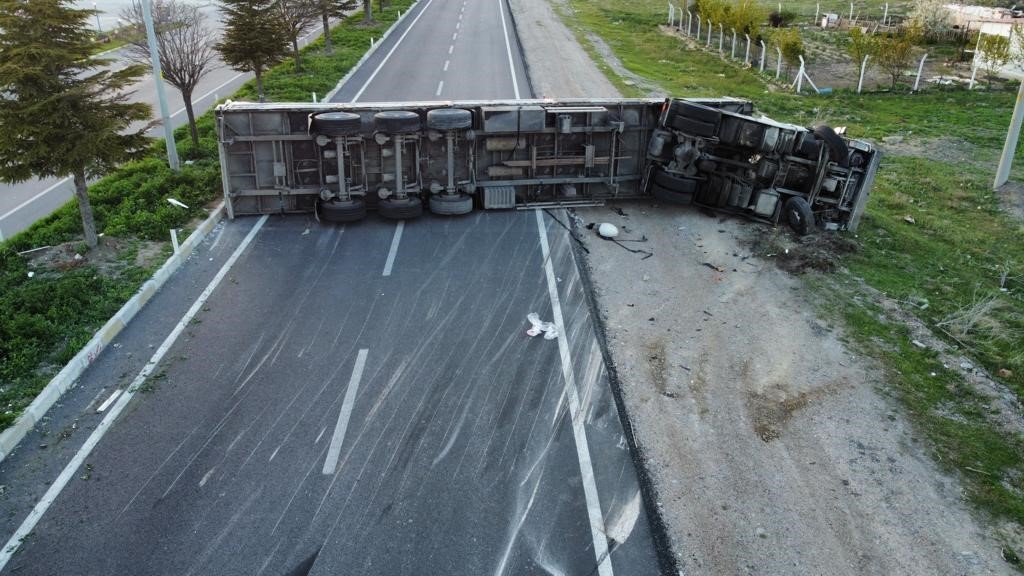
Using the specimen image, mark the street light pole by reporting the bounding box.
[93,2,102,33]
[141,0,180,171]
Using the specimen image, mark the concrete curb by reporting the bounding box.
[0,202,227,464]
[324,0,422,102]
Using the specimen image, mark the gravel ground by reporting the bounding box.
[505,0,1016,572]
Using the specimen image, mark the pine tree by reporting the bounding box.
[0,0,152,248]
[217,0,290,102]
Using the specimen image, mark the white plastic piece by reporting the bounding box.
[526,313,559,339]
[167,198,189,209]
[598,223,619,239]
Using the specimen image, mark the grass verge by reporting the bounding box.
[0,1,414,432]
[568,0,1024,555]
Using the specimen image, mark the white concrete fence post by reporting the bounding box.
[994,79,1024,189]
[678,6,684,31]
[857,54,869,93]
[696,14,701,39]
[707,19,712,46]
[849,2,853,21]
[776,46,783,79]
[883,2,888,26]
[744,34,751,66]
[759,40,766,71]
[668,3,674,25]
[732,29,737,58]
[815,2,819,24]
[687,10,693,35]
[913,53,927,92]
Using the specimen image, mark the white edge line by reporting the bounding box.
[0,179,71,222]
[534,209,612,576]
[95,389,123,413]
[498,0,521,99]
[350,0,437,103]
[0,214,268,571]
[382,220,404,277]
[322,349,370,475]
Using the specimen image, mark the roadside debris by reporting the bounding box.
[903,215,916,225]
[526,313,559,340]
[167,198,189,209]
[598,223,620,238]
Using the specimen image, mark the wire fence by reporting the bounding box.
[665,3,985,94]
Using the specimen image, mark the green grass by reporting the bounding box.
[570,0,1024,551]
[0,3,414,432]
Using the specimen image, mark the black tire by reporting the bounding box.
[319,198,366,223]
[311,112,362,136]
[783,196,814,236]
[378,196,423,219]
[652,169,699,195]
[427,108,472,131]
[374,111,420,134]
[670,116,717,137]
[668,100,722,123]
[429,194,474,215]
[651,183,693,205]
[812,124,850,167]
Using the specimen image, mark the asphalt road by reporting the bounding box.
[0,0,665,574]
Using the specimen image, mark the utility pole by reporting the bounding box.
[93,2,102,33]
[141,0,180,171]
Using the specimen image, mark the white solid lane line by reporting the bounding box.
[322,349,370,475]
[0,179,70,222]
[498,0,521,99]
[95,389,123,413]
[349,0,438,102]
[0,215,269,571]
[382,220,405,277]
[534,209,613,576]
[436,81,444,96]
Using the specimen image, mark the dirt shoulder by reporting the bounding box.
[507,0,1016,572]
[574,205,1010,574]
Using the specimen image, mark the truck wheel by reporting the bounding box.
[651,183,694,205]
[378,196,423,219]
[668,100,721,123]
[427,108,472,131]
[783,196,814,236]
[374,111,420,134]
[311,112,362,136]
[652,169,698,195]
[812,125,850,167]
[429,194,473,215]
[319,198,366,223]
[671,117,717,137]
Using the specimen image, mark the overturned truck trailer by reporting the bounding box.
[215,97,880,234]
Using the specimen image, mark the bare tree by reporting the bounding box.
[316,0,358,53]
[278,0,320,71]
[121,0,218,146]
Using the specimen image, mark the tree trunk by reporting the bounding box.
[255,69,265,102]
[183,89,199,147]
[73,169,98,249]
[363,0,372,23]
[323,11,332,53]
[293,37,302,72]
